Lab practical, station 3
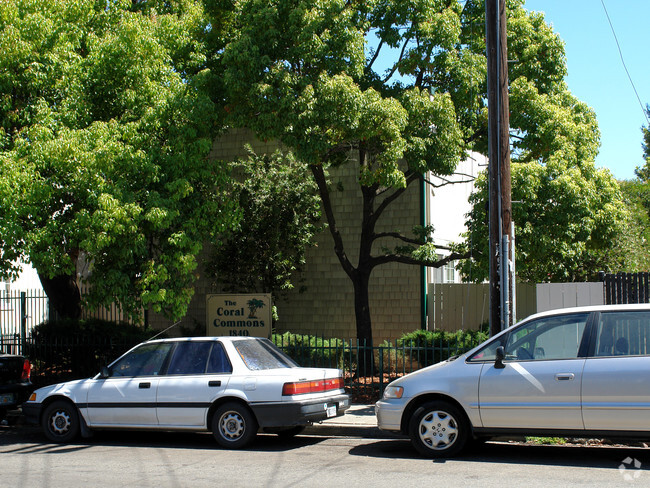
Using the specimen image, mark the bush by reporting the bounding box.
[396,329,489,368]
[272,332,348,369]
[25,319,155,386]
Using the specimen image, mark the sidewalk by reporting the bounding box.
[303,404,385,438]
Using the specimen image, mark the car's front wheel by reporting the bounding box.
[42,400,80,443]
[212,402,258,449]
[408,401,469,458]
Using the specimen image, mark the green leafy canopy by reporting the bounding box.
[0,0,235,320]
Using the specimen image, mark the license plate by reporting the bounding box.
[326,405,336,418]
[0,393,15,405]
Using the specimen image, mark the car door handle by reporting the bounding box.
[555,373,575,381]
[139,382,151,389]
[208,381,222,387]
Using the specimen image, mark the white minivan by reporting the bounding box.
[376,304,650,457]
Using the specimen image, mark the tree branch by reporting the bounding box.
[310,163,356,278]
[373,232,422,245]
[369,250,470,270]
[382,35,411,83]
[424,173,476,188]
[367,38,384,72]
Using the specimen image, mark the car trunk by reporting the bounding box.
[0,355,26,384]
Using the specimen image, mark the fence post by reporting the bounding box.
[20,291,27,355]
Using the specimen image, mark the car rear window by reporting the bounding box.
[232,339,298,371]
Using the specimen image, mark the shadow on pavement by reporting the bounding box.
[349,439,650,471]
[0,424,329,453]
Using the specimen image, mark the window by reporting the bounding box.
[504,314,588,360]
[233,339,298,371]
[207,342,233,374]
[468,313,588,362]
[594,312,650,357]
[109,343,174,377]
[167,342,213,375]
[444,261,455,283]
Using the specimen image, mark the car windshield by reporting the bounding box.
[233,339,298,371]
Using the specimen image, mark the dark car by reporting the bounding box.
[0,352,32,421]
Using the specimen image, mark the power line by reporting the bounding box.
[600,0,650,126]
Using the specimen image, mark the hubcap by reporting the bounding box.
[418,410,458,451]
[49,410,71,435]
[219,411,245,441]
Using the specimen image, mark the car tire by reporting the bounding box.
[408,401,469,458]
[212,402,258,449]
[42,400,80,443]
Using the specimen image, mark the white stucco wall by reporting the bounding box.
[426,152,486,284]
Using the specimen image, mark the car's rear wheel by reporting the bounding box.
[408,401,469,458]
[42,400,80,443]
[212,402,258,449]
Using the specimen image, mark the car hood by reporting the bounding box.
[31,378,93,401]
[388,355,465,388]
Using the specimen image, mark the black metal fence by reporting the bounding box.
[21,334,476,401]
[1,290,49,354]
[601,272,650,305]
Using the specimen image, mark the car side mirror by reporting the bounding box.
[99,366,111,379]
[495,346,506,369]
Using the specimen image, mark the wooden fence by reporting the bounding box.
[602,272,650,305]
[428,282,537,331]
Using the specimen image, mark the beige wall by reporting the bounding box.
[275,162,422,343]
[148,129,424,343]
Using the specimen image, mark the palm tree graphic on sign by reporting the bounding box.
[247,299,266,319]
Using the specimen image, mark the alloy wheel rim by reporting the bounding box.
[418,410,458,450]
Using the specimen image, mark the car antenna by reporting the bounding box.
[146,320,181,342]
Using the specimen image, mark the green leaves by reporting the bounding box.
[208,147,322,299]
[460,160,628,283]
[0,0,235,320]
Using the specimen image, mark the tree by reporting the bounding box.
[208,0,602,348]
[616,179,650,272]
[634,105,650,181]
[0,0,235,320]
[207,148,322,302]
[460,162,629,282]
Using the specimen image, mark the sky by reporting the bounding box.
[524,0,650,180]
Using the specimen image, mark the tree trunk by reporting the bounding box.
[352,268,375,376]
[39,272,82,320]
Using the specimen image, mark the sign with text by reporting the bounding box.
[206,294,272,338]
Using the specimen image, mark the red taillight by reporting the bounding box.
[21,359,31,382]
[282,377,344,396]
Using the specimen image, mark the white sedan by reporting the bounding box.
[23,337,349,448]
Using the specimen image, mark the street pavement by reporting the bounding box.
[304,404,386,438]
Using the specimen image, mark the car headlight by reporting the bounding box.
[382,386,404,399]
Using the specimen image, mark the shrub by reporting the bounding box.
[272,332,348,369]
[396,329,489,368]
[25,319,155,386]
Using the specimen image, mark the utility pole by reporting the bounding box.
[485,0,513,336]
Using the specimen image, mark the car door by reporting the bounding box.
[156,341,231,427]
[582,310,650,431]
[478,313,590,429]
[86,342,173,427]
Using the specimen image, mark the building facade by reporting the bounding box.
[147,130,481,343]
